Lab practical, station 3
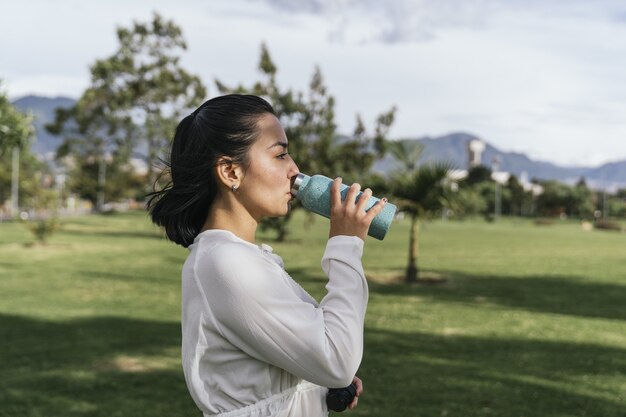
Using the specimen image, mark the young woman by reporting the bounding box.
[148,94,387,417]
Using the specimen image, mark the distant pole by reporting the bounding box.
[11,146,20,217]
[492,156,501,220]
[495,182,501,219]
[97,155,106,212]
[603,191,608,221]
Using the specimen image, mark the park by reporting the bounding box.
[2,8,626,417]
[1,210,624,416]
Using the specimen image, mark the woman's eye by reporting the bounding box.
[277,153,288,160]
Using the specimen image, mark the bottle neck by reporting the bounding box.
[290,173,309,196]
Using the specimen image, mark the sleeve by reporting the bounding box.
[197,236,368,388]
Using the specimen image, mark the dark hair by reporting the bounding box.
[147,94,275,247]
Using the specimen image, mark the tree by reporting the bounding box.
[391,163,452,283]
[466,165,493,185]
[0,81,34,215]
[572,178,594,218]
[387,139,424,172]
[47,14,206,209]
[216,43,396,240]
[47,86,133,211]
[87,12,206,186]
[535,179,594,219]
[448,186,487,219]
[0,82,32,155]
[504,174,529,216]
[0,144,44,211]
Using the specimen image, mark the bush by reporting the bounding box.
[22,189,61,244]
[594,220,623,232]
[26,216,60,244]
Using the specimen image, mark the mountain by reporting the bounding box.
[12,95,626,190]
[373,132,626,190]
[12,95,76,156]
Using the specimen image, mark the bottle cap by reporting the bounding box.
[290,173,306,196]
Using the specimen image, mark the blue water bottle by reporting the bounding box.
[290,173,396,240]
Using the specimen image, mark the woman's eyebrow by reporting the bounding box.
[267,141,288,150]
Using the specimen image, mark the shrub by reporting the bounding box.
[22,189,61,244]
[26,216,60,244]
[594,220,623,232]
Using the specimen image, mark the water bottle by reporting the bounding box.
[290,173,396,240]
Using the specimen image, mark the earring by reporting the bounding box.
[231,184,238,192]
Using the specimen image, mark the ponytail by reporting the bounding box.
[147,94,275,247]
[148,182,214,248]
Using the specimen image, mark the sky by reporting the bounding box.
[2,0,626,167]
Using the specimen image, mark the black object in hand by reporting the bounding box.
[326,383,357,412]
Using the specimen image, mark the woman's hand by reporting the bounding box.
[347,376,363,410]
[329,178,387,241]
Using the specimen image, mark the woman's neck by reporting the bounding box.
[202,202,258,244]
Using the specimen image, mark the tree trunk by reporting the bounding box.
[406,214,419,283]
[276,220,288,242]
[10,146,19,217]
[147,138,158,189]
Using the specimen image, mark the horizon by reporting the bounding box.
[3,0,626,167]
[14,93,624,172]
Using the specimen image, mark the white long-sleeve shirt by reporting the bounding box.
[181,230,368,417]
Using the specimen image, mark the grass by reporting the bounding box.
[0,212,624,416]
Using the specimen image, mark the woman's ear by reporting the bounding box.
[214,157,244,190]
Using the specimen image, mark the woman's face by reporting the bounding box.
[238,113,300,220]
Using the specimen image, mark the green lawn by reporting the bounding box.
[0,212,624,416]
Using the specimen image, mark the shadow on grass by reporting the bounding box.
[2,313,623,417]
[0,314,197,417]
[357,327,625,417]
[287,266,626,321]
[367,272,626,321]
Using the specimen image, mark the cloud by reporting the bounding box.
[252,0,626,44]
[249,0,490,43]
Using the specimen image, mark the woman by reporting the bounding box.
[148,94,387,416]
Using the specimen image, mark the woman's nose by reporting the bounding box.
[289,159,300,178]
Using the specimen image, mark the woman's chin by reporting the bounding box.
[263,206,290,219]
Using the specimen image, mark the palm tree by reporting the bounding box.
[392,163,452,283]
[387,139,424,172]
[386,140,453,283]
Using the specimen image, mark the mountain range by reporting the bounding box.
[12,95,626,191]
[12,95,76,156]
[372,133,626,191]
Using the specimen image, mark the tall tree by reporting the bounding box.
[0,82,33,155]
[535,180,594,218]
[89,12,206,185]
[387,139,423,172]
[504,174,531,216]
[0,81,34,214]
[392,163,452,283]
[47,86,132,210]
[47,13,206,208]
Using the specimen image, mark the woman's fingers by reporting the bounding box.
[328,177,387,240]
[345,182,361,206]
[355,188,372,212]
[330,177,342,211]
[348,396,358,410]
[365,196,387,220]
[353,376,363,396]
[348,376,363,410]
